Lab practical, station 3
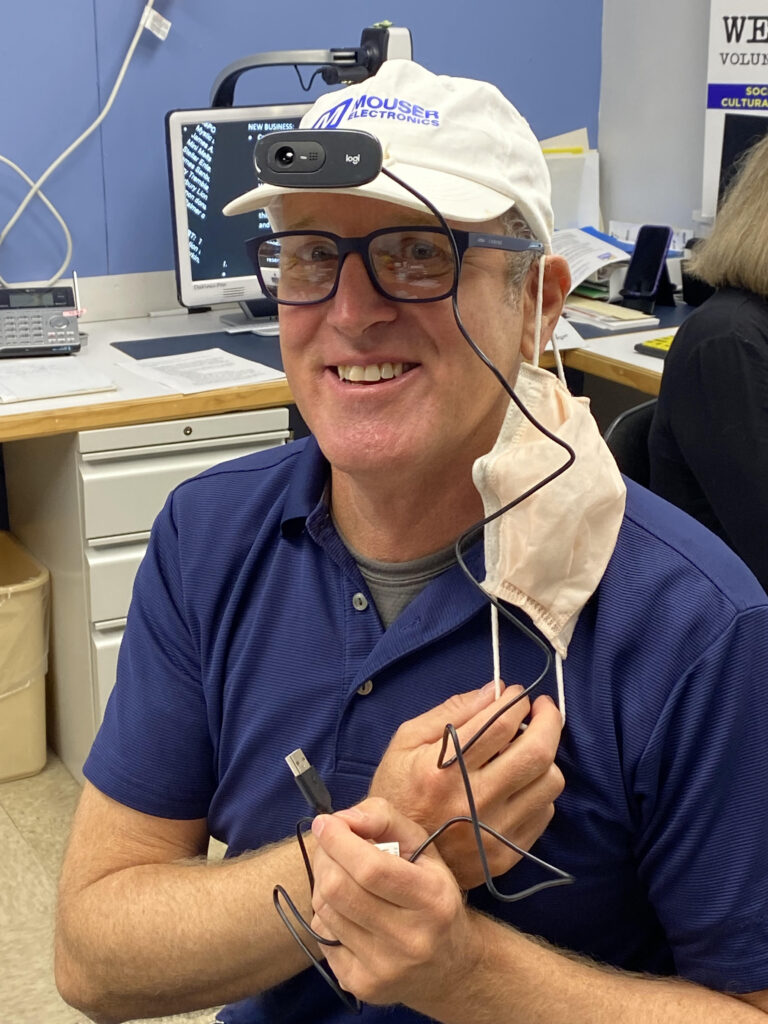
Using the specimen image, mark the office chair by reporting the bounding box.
[603,399,657,487]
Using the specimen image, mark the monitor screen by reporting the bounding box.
[165,103,311,311]
[718,112,768,203]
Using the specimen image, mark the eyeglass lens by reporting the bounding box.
[255,230,458,304]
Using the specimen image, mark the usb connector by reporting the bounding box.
[285,748,334,814]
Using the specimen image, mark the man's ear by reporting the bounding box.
[519,255,571,362]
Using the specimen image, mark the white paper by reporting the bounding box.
[551,229,629,292]
[541,128,590,151]
[119,348,285,394]
[544,151,601,232]
[549,317,584,352]
[609,220,693,253]
[0,358,116,403]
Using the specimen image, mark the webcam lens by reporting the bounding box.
[275,146,295,167]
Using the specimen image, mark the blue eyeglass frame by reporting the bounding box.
[245,226,544,306]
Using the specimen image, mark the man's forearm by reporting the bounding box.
[55,834,317,1022]
[423,912,766,1024]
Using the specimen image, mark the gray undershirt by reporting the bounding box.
[343,536,458,629]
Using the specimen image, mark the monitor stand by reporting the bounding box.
[220,299,280,335]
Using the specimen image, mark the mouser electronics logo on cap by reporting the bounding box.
[312,94,439,129]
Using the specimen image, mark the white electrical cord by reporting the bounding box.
[0,0,157,288]
[0,155,73,283]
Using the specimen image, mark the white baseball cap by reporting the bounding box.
[223,60,554,250]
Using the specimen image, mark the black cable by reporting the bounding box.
[293,65,326,93]
[379,167,575,760]
[273,167,578,1011]
[274,727,573,1011]
[276,809,362,1010]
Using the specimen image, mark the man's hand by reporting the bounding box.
[310,797,483,1012]
[369,681,564,889]
[312,803,768,1024]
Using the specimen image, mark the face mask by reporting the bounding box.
[472,362,626,660]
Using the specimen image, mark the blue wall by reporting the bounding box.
[0,0,603,286]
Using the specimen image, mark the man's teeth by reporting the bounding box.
[337,362,404,382]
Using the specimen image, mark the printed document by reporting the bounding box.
[0,359,116,403]
[119,348,285,394]
[552,228,629,292]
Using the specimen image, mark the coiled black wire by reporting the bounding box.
[273,717,574,1014]
[273,166,577,1012]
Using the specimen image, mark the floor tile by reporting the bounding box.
[0,750,81,882]
[0,751,223,1023]
[0,917,87,1022]
[0,802,56,925]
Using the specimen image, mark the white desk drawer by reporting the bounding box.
[79,433,287,539]
[78,407,290,453]
[87,540,148,623]
[91,625,124,720]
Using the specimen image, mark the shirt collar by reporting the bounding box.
[280,435,330,538]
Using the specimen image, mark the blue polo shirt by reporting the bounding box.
[85,436,768,1023]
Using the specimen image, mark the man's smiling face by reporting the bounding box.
[274,192,531,486]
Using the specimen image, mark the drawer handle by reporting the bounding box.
[79,431,289,462]
[88,531,151,549]
[92,618,127,632]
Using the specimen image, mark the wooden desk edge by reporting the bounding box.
[530,349,660,396]
[562,349,661,396]
[0,379,295,443]
[0,347,660,444]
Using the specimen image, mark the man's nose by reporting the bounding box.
[325,253,397,333]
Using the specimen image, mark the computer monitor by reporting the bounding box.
[718,112,768,203]
[165,102,312,320]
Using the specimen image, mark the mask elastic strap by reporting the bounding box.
[490,604,567,725]
[555,650,566,726]
[532,255,546,366]
[491,603,501,699]
[551,336,566,387]
[532,256,568,387]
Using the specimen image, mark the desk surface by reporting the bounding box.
[0,310,674,444]
[0,312,293,443]
[563,328,672,395]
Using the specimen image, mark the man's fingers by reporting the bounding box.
[312,798,447,907]
[394,683,499,747]
[317,797,430,858]
[477,694,563,793]
[449,684,531,769]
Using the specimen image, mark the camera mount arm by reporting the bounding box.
[209,25,412,107]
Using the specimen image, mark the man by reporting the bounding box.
[55,61,768,1023]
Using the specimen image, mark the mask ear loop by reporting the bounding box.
[496,254,567,723]
[555,650,566,726]
[551,335,567,387]
[533,251,567,387]
[491,603,501,699]
[379,166,573,751]
[533,253,546,367]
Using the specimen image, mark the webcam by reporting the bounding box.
[254,130,383,189]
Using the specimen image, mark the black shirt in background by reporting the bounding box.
[648,287,768,593]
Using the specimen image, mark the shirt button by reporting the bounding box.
[352,592,368,611]
[356,679,374,696]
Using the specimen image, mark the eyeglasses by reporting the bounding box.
[245,226,544,306]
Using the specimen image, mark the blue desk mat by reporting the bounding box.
[111,331,284,372]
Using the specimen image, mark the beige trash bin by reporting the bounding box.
[0,531,50,782]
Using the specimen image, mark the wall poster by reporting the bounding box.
[701,1,768,220]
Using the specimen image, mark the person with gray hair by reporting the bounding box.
[649,131,768,592]
[55,60,768,1024]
